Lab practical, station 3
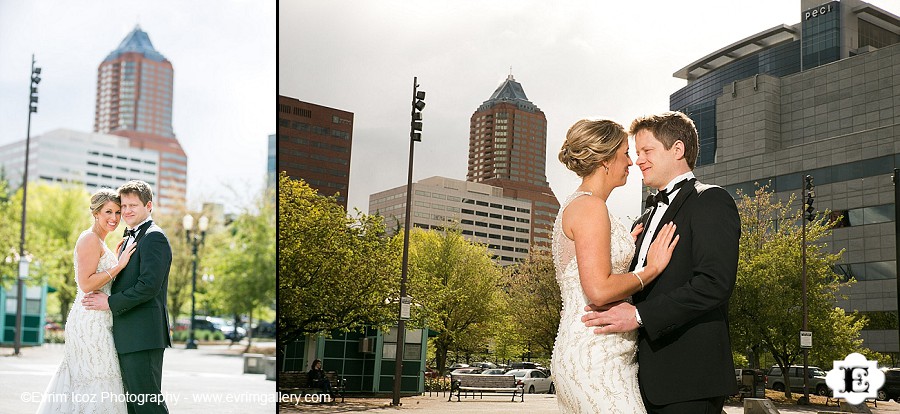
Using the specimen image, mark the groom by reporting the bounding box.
[583,112,740,413]
[84,180,172,414]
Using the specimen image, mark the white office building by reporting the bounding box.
[369,176,533,265]
[0,129,160,194]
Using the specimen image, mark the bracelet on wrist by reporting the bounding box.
[632,272,644,291]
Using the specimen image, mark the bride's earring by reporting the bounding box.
[603,164,609,174]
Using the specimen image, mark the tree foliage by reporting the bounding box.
[406,227,504,374]
[207,188,275,351]
[278,173,398,344]
[730,185,867,398]
[0,175,17,290]
[503,249,561,359]
[17,184,93,324]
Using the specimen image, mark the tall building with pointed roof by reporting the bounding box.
[468,74,558,250]
[94,25,186,214]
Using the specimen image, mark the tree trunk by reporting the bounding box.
[243,309,254,354]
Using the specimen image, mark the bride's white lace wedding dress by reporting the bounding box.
[551,192,646,413]
[36,230,127,414]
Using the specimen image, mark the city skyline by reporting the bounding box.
[280,0,900,223]
[0,1,274,213]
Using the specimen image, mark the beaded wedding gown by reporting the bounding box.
[551,192,645,413]
[36,230,127,414]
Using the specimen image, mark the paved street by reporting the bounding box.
[0,342,275,414]
[281,393,900,414]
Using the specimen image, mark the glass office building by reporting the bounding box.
[671,0,900,355]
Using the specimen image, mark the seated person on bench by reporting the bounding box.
[307,359,333,395]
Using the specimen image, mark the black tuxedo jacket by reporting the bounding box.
[630,179,740,405]
[108,220,173,354]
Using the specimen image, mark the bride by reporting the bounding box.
[37,189,136,414]
[552,119,678,413]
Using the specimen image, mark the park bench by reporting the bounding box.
[278,371,346,402]
[448,373,524,402]
[824,394,877,409]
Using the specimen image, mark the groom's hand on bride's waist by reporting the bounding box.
[82,291,111,311]
[582,301,638,334]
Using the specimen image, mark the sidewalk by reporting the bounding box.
[281,393,900,413]
[0,341,276,414]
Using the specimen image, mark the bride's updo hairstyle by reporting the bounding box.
[558,119,627,177]
[90,188,120,215]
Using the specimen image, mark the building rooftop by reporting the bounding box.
[478,74,541,112]
[104,25,168,63]
[487,74,530,102]
[673,24,799,81]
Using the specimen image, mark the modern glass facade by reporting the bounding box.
[670,40,800,166]
[678,0,900,354]
[801,1,842,70]
[859,18,900,48]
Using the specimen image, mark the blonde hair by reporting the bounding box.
[558,119,627,177]
[629,111,699,169]
[90,188,120,215]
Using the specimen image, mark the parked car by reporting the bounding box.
[766,365,828,395]
[509,361,539,370]
[448,363,470,370]
[251,320,275,338]
[206,317,246,341]
[175,316,247,341]
[470,361,497,369]
[480,368,508,375]
[451,367,484,375]
[507,369,554,394]
[877,368,900,402]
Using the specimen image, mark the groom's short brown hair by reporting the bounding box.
[118,180,154,206]
[630,111,699,169]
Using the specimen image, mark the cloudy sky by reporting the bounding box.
[0,0,275,213]
[280,0,900,223]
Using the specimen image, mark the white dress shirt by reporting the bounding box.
[635,172,694,270]
[123,215,153,253]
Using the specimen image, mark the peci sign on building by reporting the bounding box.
[805,3,834,20]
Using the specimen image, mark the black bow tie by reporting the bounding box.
[124,228,138,238]
[646,179,689,207]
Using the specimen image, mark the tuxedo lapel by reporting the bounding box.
[653,179,696,235]
[133,220,154,246]
[633,178,697,269]
[630,209,653,271]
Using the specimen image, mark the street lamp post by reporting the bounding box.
[800,175,815,404]
[14,55,41,356]
[391,77,425,407]
[183,214,208,350]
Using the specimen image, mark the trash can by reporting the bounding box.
[741,369,765,398]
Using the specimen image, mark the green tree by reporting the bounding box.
[406,227,504,374]
[152,210,199,331]
[278,173,398,344]
[20,184,93,324]
[731,185,867,398]
[208,188,275,352]
[504,249,561,360]
[0,175,18,290]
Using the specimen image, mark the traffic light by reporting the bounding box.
[804,175,815,222]
[30,66,41,113]
[411,89,425,142]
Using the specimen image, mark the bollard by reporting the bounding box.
[242,353,265,374]
[743,398,780,414]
